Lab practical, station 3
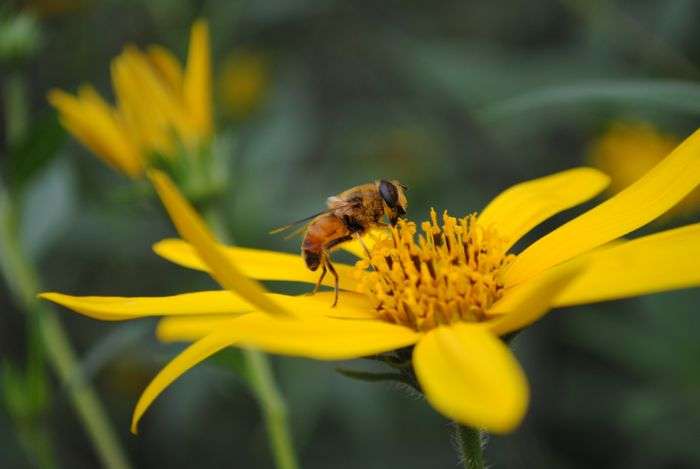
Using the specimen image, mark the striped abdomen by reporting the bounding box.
[302,214,351,271]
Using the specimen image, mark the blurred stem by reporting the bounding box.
[4,71,29,147]
[0,189,132,469]
[203,205,299,469]
[454,425,484,469]
[244,348,299,469]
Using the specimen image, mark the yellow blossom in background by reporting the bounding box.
[590,121,700,217]
[47,20,212,177]
[42,129,700,434]
[218,50,268,119]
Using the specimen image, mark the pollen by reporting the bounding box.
[356,209,515,331]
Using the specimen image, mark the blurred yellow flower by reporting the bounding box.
[590,122,700,217]
[217,50,268,119]
[47,20,212,177]
[42,129,700,434]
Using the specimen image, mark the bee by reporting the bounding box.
[271,179,408,306]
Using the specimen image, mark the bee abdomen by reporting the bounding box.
[303,249,322,271]
[302,228,324,271]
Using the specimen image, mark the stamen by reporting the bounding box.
[356,209,514,331]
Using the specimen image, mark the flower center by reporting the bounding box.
[356,209,514,331]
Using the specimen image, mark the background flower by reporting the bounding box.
[218,49,269,120]
[47,20,212,177]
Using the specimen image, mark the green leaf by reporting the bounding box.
[19,157,77,261]
[7,112,66,193]
[1,361,29,419]
[1,358,48,421]
[0,11,42,64]
[477,80,700,123]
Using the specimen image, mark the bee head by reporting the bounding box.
[379,179,408,226]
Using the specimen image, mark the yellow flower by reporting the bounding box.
[218,50,268,119]
[590,121,700,217]
[47,20,212,177]
[41,129,700,434]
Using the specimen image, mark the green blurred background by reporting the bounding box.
[2,0,700,467]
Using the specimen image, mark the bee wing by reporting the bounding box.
[269,210,331,235]
[281,223,310,240]
[326,196,362,216]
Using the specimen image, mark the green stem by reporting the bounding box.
[455,425,485,469]
[4,71,29,147]
[244,349,299,469]
[203,205,299,469]
[0,190,132,469]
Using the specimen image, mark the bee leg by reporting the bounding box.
[311,260,327,295]
[353,233,376,272]
[324,254,340,307]
[353,233,372,259]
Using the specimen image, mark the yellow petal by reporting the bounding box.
[413,324,528,433]
[131,329,237,433]
[77,86,143,175]
[39,291,250,321]
[261,291,377,319]
[159,312,418,360]
[41,286,376,324]
[554,223,700,306]
[183,19,212,138]
[478,167,610,251]
[506,129,700,285]
[486,261,583,336]
[112,47,190,156]
[150,171,293,317]
[111,50,170,156]
[157,316,236,342]
[153,239,358,290]
[48,87,142,177]
[147,45,184,94]
[156,291,380,341]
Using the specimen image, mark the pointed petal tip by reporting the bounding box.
[46,88,70,105]
[38,292,63,303]
[130,330,236,437]
[152,238,179,254]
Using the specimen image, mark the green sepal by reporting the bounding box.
[335,367,415,387]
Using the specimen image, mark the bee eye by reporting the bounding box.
[379,180,399,209]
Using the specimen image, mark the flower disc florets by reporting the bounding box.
[356,209,515,331]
